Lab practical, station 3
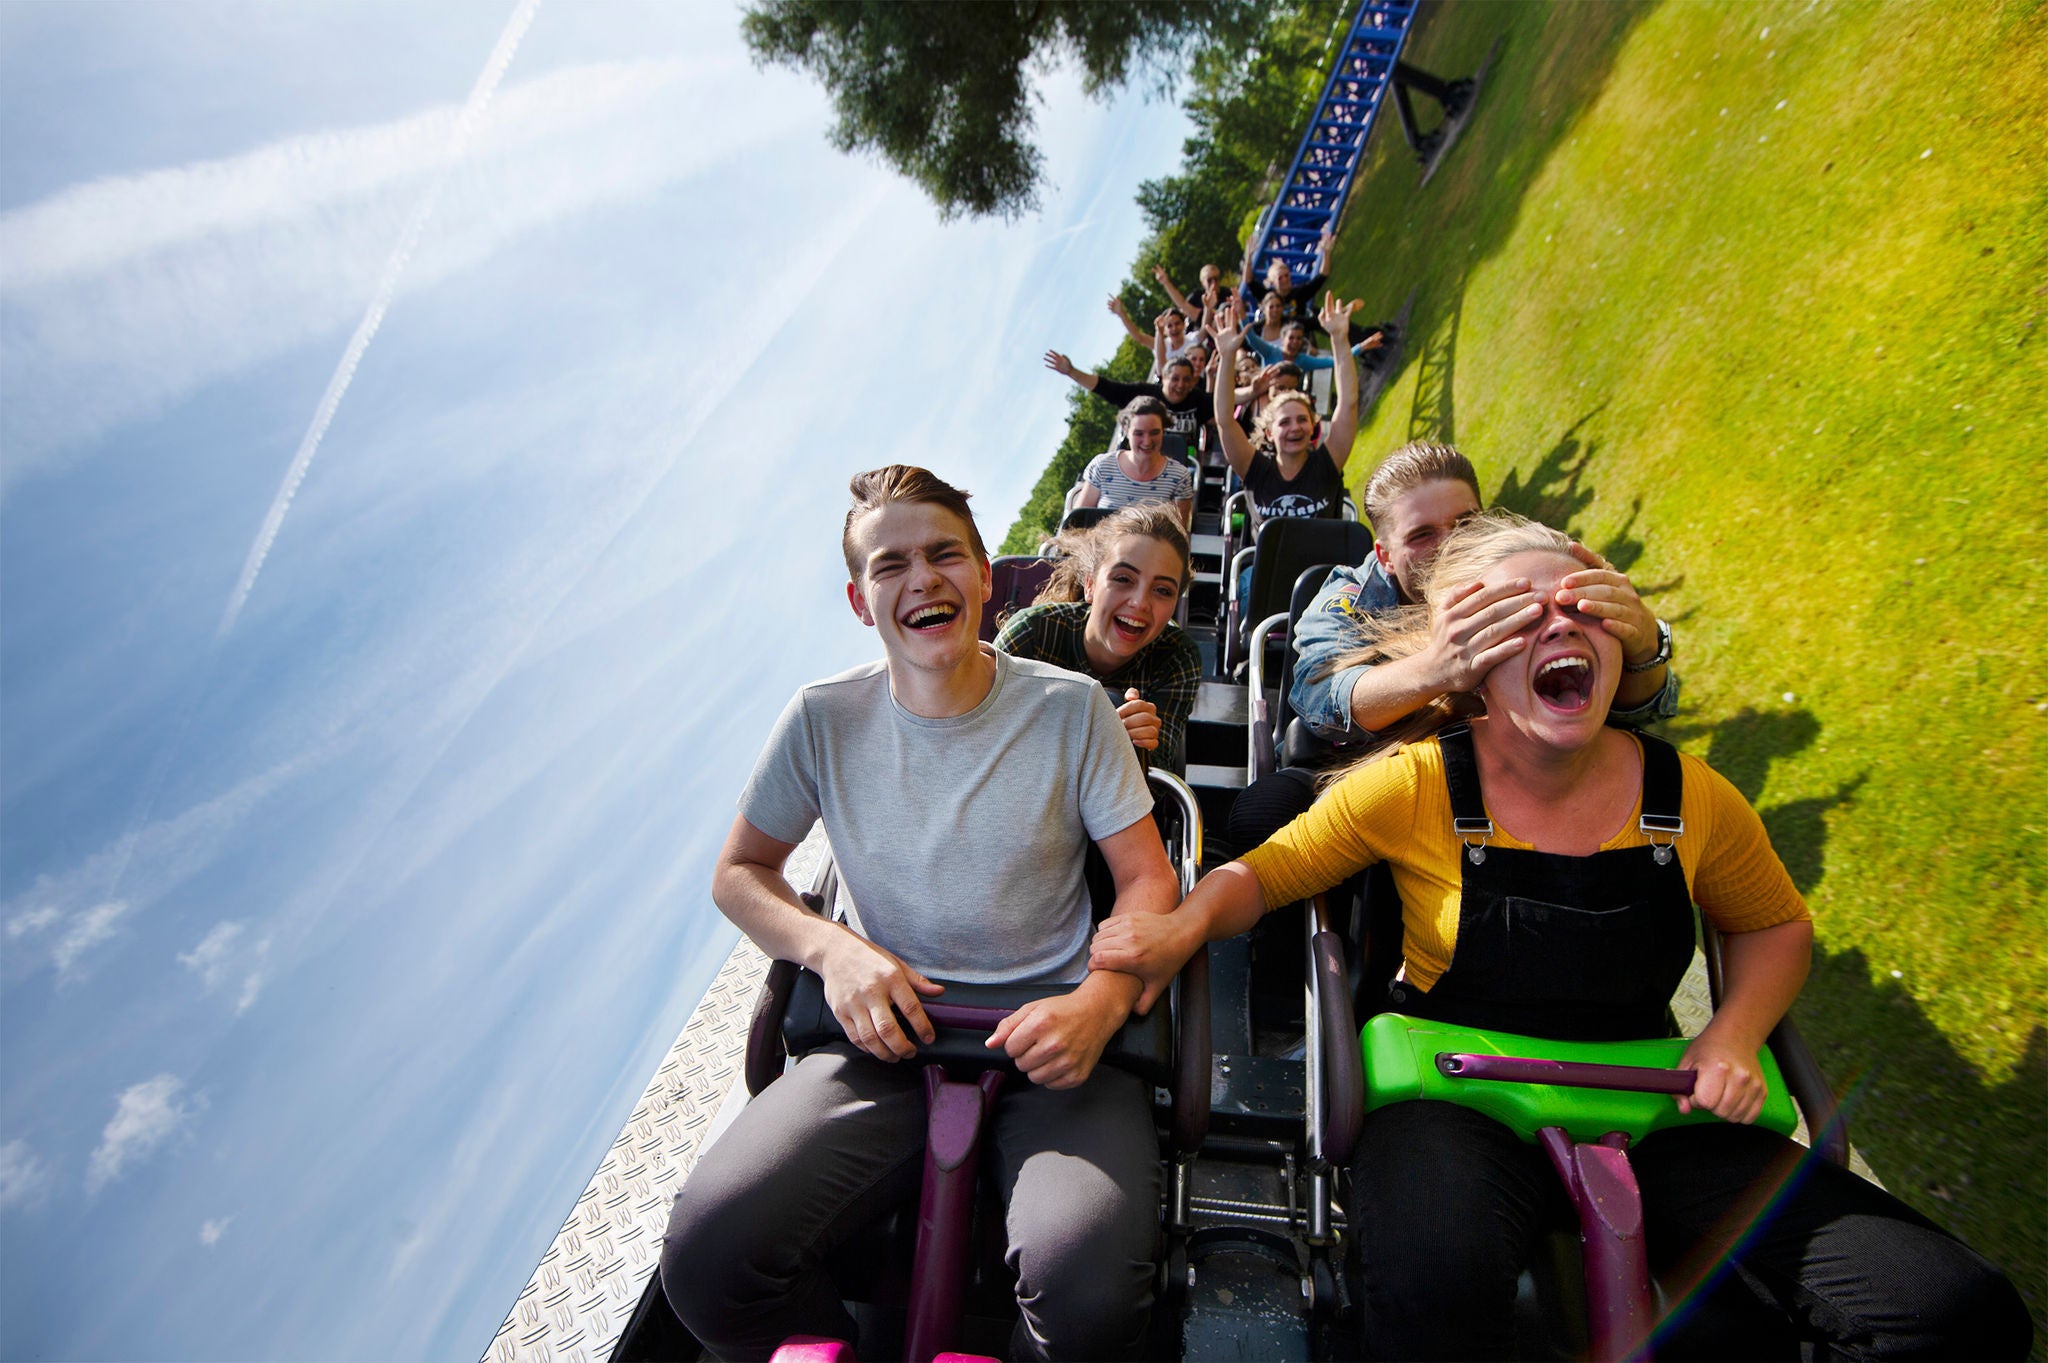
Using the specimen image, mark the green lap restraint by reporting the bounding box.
[1363,1014,1800,1146]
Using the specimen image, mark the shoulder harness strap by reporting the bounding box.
[1636,733,1685,863]
[1437,722,1495,864]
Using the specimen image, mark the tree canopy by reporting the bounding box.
[742,0,1259,220]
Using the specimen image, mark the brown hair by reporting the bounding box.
[841,465,987,579]
[1035,503,1192,605]
[1362,441,1482,532]
[1120,395,1170,432]
[1318,510,1579,784]
[1252,389,1318,447]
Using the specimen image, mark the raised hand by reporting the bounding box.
[1423,577,1542,693]
[1557,542,1659,664]
[1152,263,1173,288]
[1116,689,1161,752]
[1211,292,1247,353]
[1317,290,1359,339]
[1042,349,1077,378]
[1106,294,1129,318]
[817,928,944,1063]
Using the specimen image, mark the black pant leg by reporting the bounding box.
[1348,1100,1561,1360]
[1226,767,1319,853]
[1634,1123,2033,1361]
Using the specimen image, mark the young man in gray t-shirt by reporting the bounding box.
[661,465,1181,1361]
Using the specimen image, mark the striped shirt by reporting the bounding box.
[994,600,1202,776]
[1082,452,1194,510]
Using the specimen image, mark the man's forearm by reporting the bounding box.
[711,861,842,969]
[1345,650,1445,732]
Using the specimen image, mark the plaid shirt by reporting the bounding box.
[994,601,1202,776]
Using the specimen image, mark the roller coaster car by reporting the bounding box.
[1304,865,1851,1362]
[609,772,1213,1363]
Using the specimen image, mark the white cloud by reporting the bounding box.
[199,1216,234,1247]
[5,906,60,938]
[0,1139,53,1212]
[86,1074,196,1195]
[51,900,130,976]
[2,747,327,988]
[235,972,267,1016]
[0,54,814,482]
[177,921,245,990]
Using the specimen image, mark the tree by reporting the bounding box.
[742,0,1258,220]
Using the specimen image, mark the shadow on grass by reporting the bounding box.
[1336,0,1662,404]
[1799,945,2047,1333]
[1407,273,1463,443]
[1665,706,1868,896]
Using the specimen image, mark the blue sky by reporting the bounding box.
[0,3,1195,1356]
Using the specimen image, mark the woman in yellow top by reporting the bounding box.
[1092,512,2027,1360]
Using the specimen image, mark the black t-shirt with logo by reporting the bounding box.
[1241,444,1344,521]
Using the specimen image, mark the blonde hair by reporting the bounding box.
[1362,441,1482,532]
[1318,510,1577,782]
[1036,503,1192,605]
[1252,389,1317,448]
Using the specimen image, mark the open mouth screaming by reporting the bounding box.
[1109,612,1152,646]
[1533,655,1594,712]
[903,603,959,632]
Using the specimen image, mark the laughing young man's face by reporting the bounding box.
[846,501,991,675]
[1476,549,1621,749]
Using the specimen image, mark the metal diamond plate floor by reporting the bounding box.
[486,829,829,1363]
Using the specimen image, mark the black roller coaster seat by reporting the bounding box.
[984,555,1057,641]
[1059,506,1112,534]
[1227,517,1373,675]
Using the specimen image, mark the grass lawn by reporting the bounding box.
[1323,0,2046,1331]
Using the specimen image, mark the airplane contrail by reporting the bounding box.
[88,0,544,913]
[218,0,542,638]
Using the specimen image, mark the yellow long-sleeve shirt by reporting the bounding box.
[1239,735,1809,992]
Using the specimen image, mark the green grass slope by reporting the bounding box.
[1327,0,2046,1328]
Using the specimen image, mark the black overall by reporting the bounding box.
[1391,722,1696,1041]
[1348,724,2030,1361]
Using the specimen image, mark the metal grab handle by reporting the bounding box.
[1436,1052,1697,1095]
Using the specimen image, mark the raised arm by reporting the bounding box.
[1043,349,1101,393]
[712,814,943,1064]
[1209,296,1259,479]
[1107,294,1154,349]
[1154,264,1200,321]
[1318,292,1361,470]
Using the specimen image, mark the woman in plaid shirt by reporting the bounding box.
[995,504,1201,775]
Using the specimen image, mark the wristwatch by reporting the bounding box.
[1623,619,1673,673]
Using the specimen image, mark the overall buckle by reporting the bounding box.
[1453,816,1495,865]
[1639,812,1684,865]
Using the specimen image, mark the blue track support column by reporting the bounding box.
[1249,1,1485,281]
[1251,0,1420,287]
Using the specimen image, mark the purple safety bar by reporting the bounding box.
[1436,1052,1697,1096]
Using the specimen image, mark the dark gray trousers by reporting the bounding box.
[661,1043,1160,1362]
